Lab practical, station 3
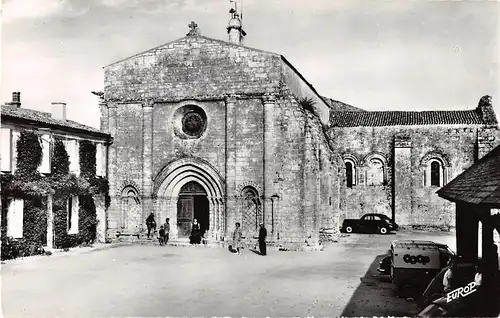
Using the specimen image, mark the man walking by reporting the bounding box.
[164,218,170,244]
[259,223,267,256]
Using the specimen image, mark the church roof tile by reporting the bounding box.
[329,109,485,127]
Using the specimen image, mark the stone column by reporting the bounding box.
[46,195,54,248]
[456,202,479,262]
[393,135,412,226]
[167,197,179,239]
[218,198,225,240]
[208,197,215,240]
[142,101,154,231]
[270,195,278,240]
[225,96,237,236]
[302,120,318,245]
[107,103,119,237]
[262,94,277,229]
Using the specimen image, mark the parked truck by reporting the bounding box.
[389,240,455,297]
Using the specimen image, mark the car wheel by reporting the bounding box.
[379,227,388,234]
[345,226,353,233]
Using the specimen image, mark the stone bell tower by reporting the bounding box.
[227,5,246,45]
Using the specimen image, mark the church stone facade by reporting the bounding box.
[99,16,499,249]
[99,18,343,250]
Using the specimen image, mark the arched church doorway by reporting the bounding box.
[177,181,209,238]
[154,157,225,241]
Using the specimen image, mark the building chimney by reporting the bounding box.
[476,95,498,126]
[227,10,246,45]
[11,92,21,108]
[51,102,67,121]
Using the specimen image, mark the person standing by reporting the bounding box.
[443,258,456,294]
[158,226,166,246]
[258,223,267,256]
[190,219,201,245]
[164,218,170,244]
[233,222,243,255]
[145,212,156,239]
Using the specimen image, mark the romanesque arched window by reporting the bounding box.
[345,159,356,188]
[343,155,359,188]
[430,160,443,186]
[241,186,262,234]
[366,158,385,186]
[420,152,449,187]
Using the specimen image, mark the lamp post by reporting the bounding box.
[271,194,280,235]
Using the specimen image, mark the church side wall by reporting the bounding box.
[268,96,341,249]
[328,124,482,229]
[305,111,344,243]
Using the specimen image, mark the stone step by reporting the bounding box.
[110,235,323,251]
[110,235,228,248]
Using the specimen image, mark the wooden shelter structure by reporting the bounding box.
[437,143,500,316]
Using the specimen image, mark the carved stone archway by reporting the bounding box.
[154,158,225,240]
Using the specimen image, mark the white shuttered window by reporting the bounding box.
[1,128,12,172]
[11,131,20,171]
[39,135,51,174]
[65,140,80,175]
[68,196,79,234]
[7,199,24,238]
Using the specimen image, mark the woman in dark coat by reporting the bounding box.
[190,219,201,245]
[145,212,156,239]
[258,223,267,256]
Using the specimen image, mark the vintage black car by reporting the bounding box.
[340,213,398,234]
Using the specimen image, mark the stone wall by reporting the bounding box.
[267,95,341,249]
[104,36,282,102]
[327,124,490,228]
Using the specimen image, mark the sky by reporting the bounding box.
[1,0,499,129]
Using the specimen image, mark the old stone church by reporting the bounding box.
[98,13,499,249]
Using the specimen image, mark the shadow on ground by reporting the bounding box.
[341,253,419,317]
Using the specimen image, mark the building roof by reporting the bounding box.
[323,97,365,112]
[329,109,485,127]
[1,105,109,137]
[437,144,500,206]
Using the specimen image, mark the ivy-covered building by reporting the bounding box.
[1,92,111,259]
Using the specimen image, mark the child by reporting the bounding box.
[158,225,166,246]
[202,232,208,246]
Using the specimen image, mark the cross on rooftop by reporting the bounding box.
[187,21,200,36]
